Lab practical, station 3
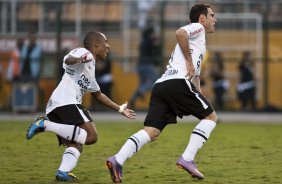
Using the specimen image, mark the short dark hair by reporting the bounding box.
[189,4,211,23]
[83,31,104,49]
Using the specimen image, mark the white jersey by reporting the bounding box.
[46,47,100,114]
[156,23,206,83]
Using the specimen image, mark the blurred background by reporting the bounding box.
[0,0,281,113]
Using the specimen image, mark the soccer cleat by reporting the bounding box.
[106,156,123,183]
[55,170,79,182]
[176,156,204,180]
[26,117,46,140]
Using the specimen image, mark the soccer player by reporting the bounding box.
[26,31,136,182]
[106,3,217,183]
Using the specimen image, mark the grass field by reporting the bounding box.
[1,120,282,184]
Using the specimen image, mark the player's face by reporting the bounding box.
[204,8,217,33]
[95,33,110,60]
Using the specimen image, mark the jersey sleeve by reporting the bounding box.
[182,23,205,39]
[63,48,93,69]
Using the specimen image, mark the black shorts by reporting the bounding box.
[47,104,93,125]
[144,79,214,131]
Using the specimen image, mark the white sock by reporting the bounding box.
[115,129,151,165]
[182,119,216,161]
[44,120,87,144]
[58,147,80,172]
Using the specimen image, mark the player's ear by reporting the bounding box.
[94,38,103,47]
[199,14,206,23]
[94,40,99,48]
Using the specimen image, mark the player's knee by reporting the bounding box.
[85,133,98,145]
[144,127,161,142]
[75,144,83,153]
[206,111,218,122]
[150,133,160,142]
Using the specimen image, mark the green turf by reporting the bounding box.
[0,121,282,184]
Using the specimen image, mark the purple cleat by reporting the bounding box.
[176,156,204,180]
[106,156,123,183]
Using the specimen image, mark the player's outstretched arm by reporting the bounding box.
[65,52,93,65]
[91,91,136,119]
